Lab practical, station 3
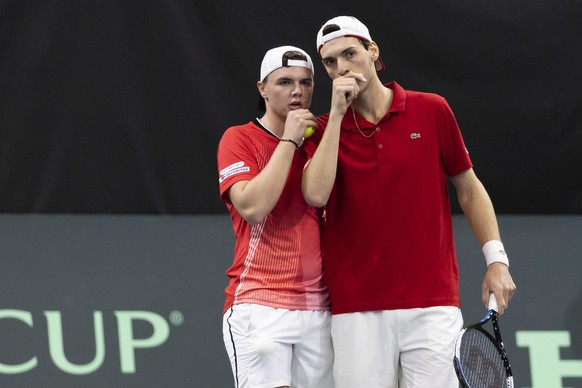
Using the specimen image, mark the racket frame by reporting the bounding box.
[453,303,514,388]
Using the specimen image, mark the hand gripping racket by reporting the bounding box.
[453,294,514,388]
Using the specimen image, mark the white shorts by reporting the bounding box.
[331,306,463,388]
[223,304,334,388]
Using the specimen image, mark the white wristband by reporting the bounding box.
[482,240,509,267]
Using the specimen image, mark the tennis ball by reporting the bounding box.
[304,126,315,138]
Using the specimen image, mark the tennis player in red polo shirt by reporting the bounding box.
[303,16,516,388]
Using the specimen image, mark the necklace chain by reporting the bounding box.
[352,108,376,138]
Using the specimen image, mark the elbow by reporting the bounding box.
[244,214,266,225]
[456,194,469,213]
[239,207,269,225]
[303,188,329,208]
[306,196,327,208]
[228,184,271,225]
[302,175,332,208]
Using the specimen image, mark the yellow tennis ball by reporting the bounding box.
[304,126,315,138]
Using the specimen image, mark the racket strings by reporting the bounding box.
[459,328,506,387]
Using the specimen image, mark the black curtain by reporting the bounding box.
[1,0,581,214]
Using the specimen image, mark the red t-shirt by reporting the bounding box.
[307,82,472,314]
[217,119,330,314]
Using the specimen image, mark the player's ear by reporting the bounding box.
[369,41,380,62]
[257,81,268,99]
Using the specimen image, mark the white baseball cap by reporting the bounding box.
[316,16,385,72]
[259,45,314,81]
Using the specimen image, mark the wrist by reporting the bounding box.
[329,108,347,121]
[482,240,509,267]
[280,137,302,148]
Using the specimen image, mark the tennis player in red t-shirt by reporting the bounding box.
[217,46,333,388]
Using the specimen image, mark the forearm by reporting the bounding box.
[302,114,343,207]
[454,172,501,245]
[452,169,516,312]
[460,186,500,244]
[231,141,297,224]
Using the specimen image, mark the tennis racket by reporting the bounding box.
[453,294,514,388]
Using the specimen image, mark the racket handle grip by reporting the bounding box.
[488,293,499,311]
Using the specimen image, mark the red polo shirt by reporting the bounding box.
[307,82,472,314]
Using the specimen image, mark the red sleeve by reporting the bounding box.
[217,124,258,203]
[437,98,473,176]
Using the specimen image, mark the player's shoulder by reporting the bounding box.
[403,87,447,105]
[398,85,451,115]
[221,121,258,141]
[223,120,257,134]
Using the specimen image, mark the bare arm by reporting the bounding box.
[301,114,342,207]
[229,142,296,224]
[302,73,364,206]
[229,110,315,225]
[451,168,517,314]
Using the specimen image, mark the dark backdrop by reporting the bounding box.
[1,0,581,214]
